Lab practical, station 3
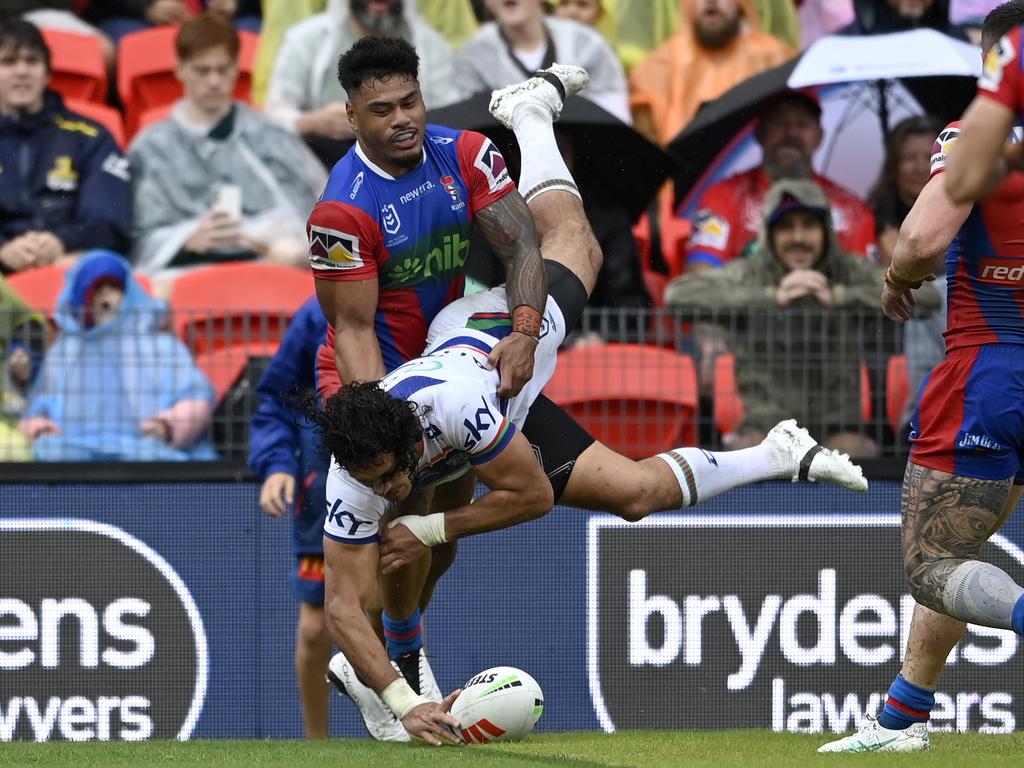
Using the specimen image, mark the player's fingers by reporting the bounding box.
[439,723,463,745]
[905,289,917,306]
[441,688,462,712]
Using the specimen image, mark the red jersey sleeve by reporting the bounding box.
[685,181,737,269]
[929,122,962,179]
[843,200,879,262]
[306,200,384,282]
[456,130,515,216]
[978,27,1023,113]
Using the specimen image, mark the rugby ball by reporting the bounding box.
[451,666,544,743]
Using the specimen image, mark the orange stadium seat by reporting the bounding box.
[642,269,667,308]
[544,344,698,459]
[8,264,153,318]
[886,354,910,433]
[118,27,258,137]
[169,262,313,354]
[42,28,107,103]
[64,98,126,149]
[713,353,874,436]
[136,103,174,136]
[195,342,279,403]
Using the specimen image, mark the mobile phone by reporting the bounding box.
[212,183,242,219]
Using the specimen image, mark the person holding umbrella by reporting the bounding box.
[683,91,878,273]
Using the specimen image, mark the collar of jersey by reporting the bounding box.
[354,141,426,181]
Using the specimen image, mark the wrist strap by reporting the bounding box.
[388,513,448,547]
[884,266,921,290]
[511,305,542,339]
[381,677,430,719]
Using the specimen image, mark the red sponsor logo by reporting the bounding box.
[978,258,1024,284]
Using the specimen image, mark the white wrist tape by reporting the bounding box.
[381,677,430,719]
[389,512,448,547]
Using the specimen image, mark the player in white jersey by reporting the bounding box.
[313,64,870,746]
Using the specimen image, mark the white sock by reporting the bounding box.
[656,444,785,507]
[511,105,580,203]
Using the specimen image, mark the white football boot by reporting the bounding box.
[764,419,869,492]
[488,63,590,129]
[394,649,443,703]
[818,717,930,752]
[326,650,410,742]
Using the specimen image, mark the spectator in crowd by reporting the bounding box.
[666,179,939,458]
[129,13,326,285]
[839,0,970,39]
[264,0,460,156]
[19,250,217,461]
[684,91,878,273]
[87,0,263,40]
[799,0,855,47]
[10,1,117,70]
[0,19,131,275]
[868,115,944,265]
[628,0,795,145]
[0,279,47,461]
[453,0,631,123]
[249,296,334,739]
[554,0,605,26]
[252,0,477,105]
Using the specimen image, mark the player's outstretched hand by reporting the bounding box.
[487,332,537,397]
[401,690,464,746]
[881,274,933,322]
[380,520,429,574]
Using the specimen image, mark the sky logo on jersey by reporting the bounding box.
[309,225,363,271]
[474,140,512,193]
[381,204,401,235]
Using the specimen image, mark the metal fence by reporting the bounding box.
[0,304,922,463]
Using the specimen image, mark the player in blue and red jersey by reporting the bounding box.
[945,2,1024,201]
[820,14,1024,752]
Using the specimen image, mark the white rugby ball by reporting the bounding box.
[451,666,544,743]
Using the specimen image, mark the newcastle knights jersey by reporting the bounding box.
[307,125,515,394]
[978,25,1024,120]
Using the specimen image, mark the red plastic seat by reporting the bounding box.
[119,27,258,137]
[8,264,153,317]
[642,269,667,309]
[169,262,313,354]
[136,103,175,136]
[64,98,126,149]
[195,341,280,403]
[544,344,698,459]
[886,354,910,432]
[713,353,872,436]
[42,28,107,103]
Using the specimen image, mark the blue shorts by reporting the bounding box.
[291,555,325,605]
[910,345,1024,483]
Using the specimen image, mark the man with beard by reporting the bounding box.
[265,0,461,163]
[683,91,878,273]
[629,0,795,144]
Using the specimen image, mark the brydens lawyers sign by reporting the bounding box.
[0,520,208,741]
[588,514,1024,734]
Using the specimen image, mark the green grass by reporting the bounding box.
[3,731,1024,768]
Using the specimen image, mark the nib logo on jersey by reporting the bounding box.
[0,520,207,742]
[588,512,1024,735]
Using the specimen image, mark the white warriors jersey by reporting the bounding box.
[323,286,566,544]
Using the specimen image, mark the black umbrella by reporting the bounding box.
[427,93,678,221]
[667,47,978,205]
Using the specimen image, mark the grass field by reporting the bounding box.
[3,731,1024,768]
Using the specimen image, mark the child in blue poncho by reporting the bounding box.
[19,250,217,461]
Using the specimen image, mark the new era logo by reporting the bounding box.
[309,225,363,271]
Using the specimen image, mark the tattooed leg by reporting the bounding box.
[902,462,1023,630]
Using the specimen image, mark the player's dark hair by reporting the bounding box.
[0,18,50,73]
[309,382,424,476]
[337,36,420,96]
[982,1,1024,53]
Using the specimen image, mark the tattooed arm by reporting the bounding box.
[476,191,548,397]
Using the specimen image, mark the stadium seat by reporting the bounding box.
[42,28,107,103]
[169,262,313,354]
[544,344,698,459]
[886,355,910,433]
[118,27,258,137]
[8,264,153,318]
[195,342,279,404]
[642,269,667,308]
[713,354,873,437]
[64,98,126,149]
[136,103,174,136]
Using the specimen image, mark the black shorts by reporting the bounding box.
[545,259,588,335]
[521,393,595,502]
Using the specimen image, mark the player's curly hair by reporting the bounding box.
[309,382,425,476]
[337,35,420,96]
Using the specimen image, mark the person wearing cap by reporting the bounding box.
[667,178,939,458]
[683,90,879,273]
[18,250,218,461]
